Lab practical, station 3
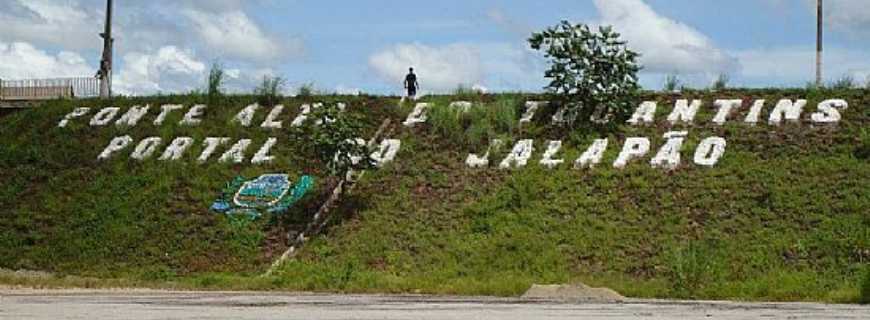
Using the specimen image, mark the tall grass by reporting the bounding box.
[663,74,681,92]
[856,128,870,160]
[254,75,286,106]
[428,97,518,146]
[428,102,468,144]
[467,97,517,145]
[296,82,317,97]
[830,75,856,90]
[207,62,225,100]
[665,241,723,299]
[861,266,870,304]
[453,84,485,101]
[712,74,729,91]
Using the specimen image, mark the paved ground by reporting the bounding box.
[1,289,869,320]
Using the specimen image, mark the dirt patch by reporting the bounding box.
[522,283,625,303]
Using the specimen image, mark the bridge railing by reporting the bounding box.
[0,77,100,101]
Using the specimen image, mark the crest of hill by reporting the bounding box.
[0,89,867,302]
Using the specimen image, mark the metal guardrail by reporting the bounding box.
[0,77,100,101]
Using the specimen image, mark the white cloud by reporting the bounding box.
[113,46,206,95]
[369,43,484,92]
[593,0,738,75]
[223,67,282,94]
[823,0,870,36]
[735,46,870,86]
[0,0,100,50]
[0,0,300,67]
[183,9,299,62]
[486,8,533,39]
[0,41,94,79]
[476,43,546,91]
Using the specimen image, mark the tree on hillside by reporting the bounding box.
[301,104,376,178]
[529,21,642,128]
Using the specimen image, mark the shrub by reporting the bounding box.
[254,75,286,106]
[297,82,317,97]
[830,75,856,90]
[207,62,225,99]
[712,74,729,91]
[302,103,375,177]
[664,74,681,92]
[529,21,641,128]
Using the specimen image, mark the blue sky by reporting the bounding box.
[1,0,869,95]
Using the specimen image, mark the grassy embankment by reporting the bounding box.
[0,89,867,302]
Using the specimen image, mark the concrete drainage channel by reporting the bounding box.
[2,288,869,320]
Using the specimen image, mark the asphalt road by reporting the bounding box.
[1,289,869,320]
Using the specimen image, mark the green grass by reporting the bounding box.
[861,265,870,304]
[0,90,867,303]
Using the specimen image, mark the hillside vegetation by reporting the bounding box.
[0,89,867,302]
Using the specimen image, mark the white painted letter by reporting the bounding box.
[89,107,120,126]
[198,137,231,162]
[58,107,91,128]
[539,140,564,169]
[499,139,534,169]
[403,103,430,127]
[131,137,163,161]
[552,108,568,125]
[694,137,727,167]
[520,101,546,124]
[115,105,150,127]
[154,105,184,126]
[768,99,806,125]
[260,105,285,129]
[371,139,402,167]
[811,99,848,123]
[291,103,314,127]
[712,99,742,125]
[614,137,650,169]
[465,139,504,168]
[316,103,347,125]
[97,135,133,160]
[667,99,702,125]
[449,101,472,112]
[628,101,657,125]
[744,100,765,125]
[159,137,195,161]
[252,138,278,164]
[180,104,206,126]
[650,131,688,170]
[219,139,253,163]
[234,103,261,127]
[574,139,608,169]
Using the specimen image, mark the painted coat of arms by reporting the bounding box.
[211,174,314,218]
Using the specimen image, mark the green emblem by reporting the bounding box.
[211,174,314,219]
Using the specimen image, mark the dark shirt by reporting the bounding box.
[405,73,417,89]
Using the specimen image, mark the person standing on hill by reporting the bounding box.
[404,67,419,100]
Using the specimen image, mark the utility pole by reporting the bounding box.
[97,0,113,98]
[816,0,823,87]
